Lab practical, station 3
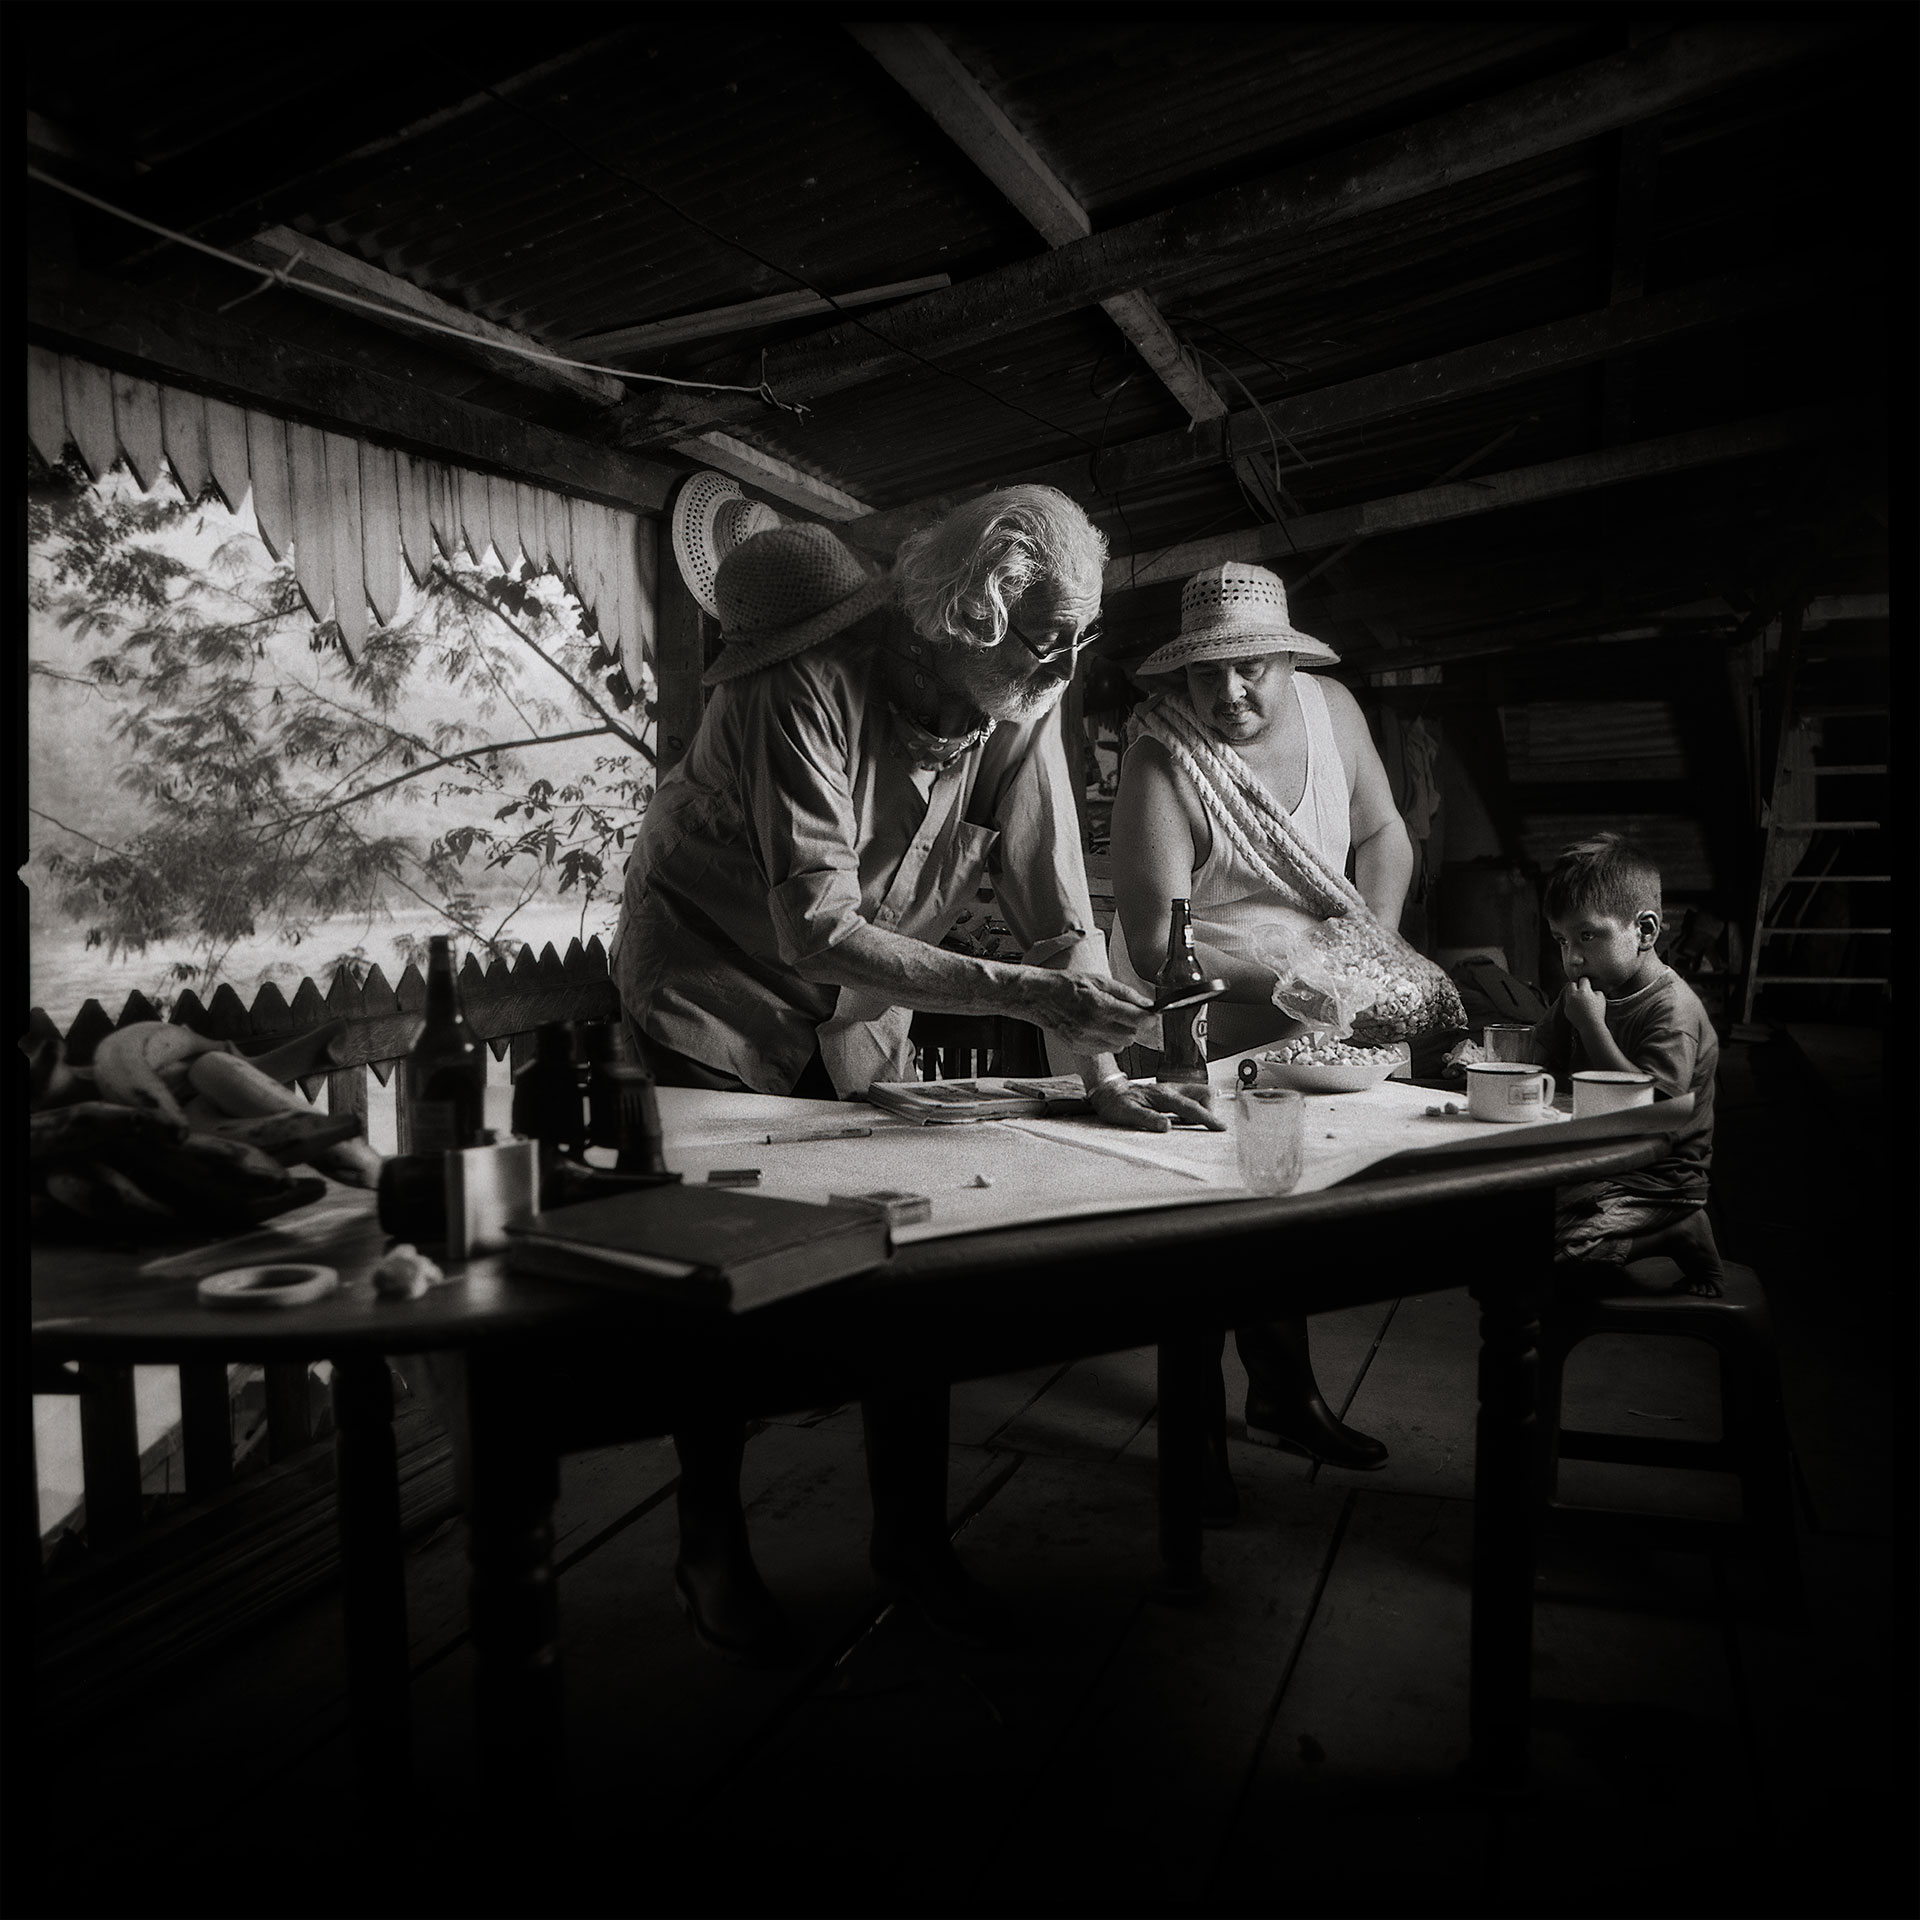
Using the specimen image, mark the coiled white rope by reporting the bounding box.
[1137,693,1366,921]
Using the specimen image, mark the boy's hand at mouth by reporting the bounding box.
[1565,977,1608,1033]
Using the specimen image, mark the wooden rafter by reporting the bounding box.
[614,21,1842,447]
[845,24,1228,428]
[670,431,869,522]
[569,277,952,359]
[837,252,1881,555]
[1104,410,1841,590]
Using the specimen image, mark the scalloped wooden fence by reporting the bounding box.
[31,935,621,1154]
[29,937,620,1575]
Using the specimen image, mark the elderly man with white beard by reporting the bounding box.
[610,485,1216,1663]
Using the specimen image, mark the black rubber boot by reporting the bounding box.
[672,1417,802,1667]
[1236,1316,1389,1471]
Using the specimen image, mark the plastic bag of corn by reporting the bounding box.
[1250,911,1467,1044]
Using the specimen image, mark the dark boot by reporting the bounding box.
[672,1417,801,1667]
[865,1386,1024,1647]
[1236,1317,1389,1471]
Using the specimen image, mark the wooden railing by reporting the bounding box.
[28,938,620,1718]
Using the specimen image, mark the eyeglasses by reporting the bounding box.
[1006,615,1102,664]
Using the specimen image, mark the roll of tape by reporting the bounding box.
[196,1263,340,1309]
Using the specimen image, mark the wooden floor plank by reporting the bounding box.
[688,1449,1209,1913]
[950,1362,1072,1447]
[993,1345,1158,1459]
[1211,1491,1495,1914]
[1324,1288,1484,1495]
[974,1474,1350,1911]
[1721,1528,1907,1917]
[1495,1581,1768,1914]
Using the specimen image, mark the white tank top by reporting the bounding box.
[1111,671,1351,993]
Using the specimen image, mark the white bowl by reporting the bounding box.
[1240,1046,1407,1095]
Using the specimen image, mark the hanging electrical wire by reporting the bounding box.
[26,165,816,419]
[456,69,1114,464]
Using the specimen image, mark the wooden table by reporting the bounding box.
[31,1103,1673,1839]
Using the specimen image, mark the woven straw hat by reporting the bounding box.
[702,522,896,685]
[1137,561,1340,675]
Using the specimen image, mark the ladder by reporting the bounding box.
[1739,619,1890,1028]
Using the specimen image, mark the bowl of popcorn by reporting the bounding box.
[1237,1035,1410,1094]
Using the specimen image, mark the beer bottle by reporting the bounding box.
[1156,897,1211,1092]
[512,1021,587,1177]
[587,1023,671,1175]
[404,934,487,1154]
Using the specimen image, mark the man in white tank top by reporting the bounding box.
[1108,563,1415,1485]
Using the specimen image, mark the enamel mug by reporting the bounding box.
[1464,1061,1555,1123]
[1571,1069,1655,1119]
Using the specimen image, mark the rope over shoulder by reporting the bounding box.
[1137,692,1367,921]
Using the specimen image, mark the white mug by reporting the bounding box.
[1571,1070,1655,1119]
[1464,1061,1556,1123]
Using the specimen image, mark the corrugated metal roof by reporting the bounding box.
[25,15,1894,668]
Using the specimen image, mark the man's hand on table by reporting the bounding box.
[1089,1079,1225,1134]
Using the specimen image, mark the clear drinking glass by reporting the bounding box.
[1235,1087,1306,1195]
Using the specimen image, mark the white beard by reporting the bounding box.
[950,646,1071,723]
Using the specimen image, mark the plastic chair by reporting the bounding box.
[1536,1245,1804,1623]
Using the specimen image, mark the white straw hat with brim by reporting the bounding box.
[1136,561,1340,675]
[702,523,896,685]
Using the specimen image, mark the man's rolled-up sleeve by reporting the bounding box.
[989,710,1107,971]
[727,674,868,968]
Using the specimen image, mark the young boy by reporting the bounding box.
[1530,833,1725,1295]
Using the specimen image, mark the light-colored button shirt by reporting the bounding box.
[613,635,1100,1096]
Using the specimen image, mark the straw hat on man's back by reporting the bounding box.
[702,523,896,685]
[1137,561,1340,675]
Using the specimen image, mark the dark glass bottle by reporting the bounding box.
[404,934,486,1154]
[1156,897,1211,1092]
[512,1021,586,1173]
[587,1023,670,1175]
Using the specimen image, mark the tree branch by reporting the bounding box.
[432,565,655,762]
[276,726,617,831]
[29,807,130,862]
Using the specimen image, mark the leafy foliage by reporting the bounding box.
[28,451,654,998]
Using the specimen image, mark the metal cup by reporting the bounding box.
[1482,1023,1534,1062]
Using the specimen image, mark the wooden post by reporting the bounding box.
[264,1363,315,1460]
[465,1345,565,1844]
[331,1354,413,1837]
[77,1363,143,1552]
[180,1362,235,1499]
[655,509,712,774]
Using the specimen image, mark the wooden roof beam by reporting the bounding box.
[845,24,1229,428]
[237,225,625,409]
[669,430,869,522]
[568,276,952,360]
[616,19,1845,447]
[1104,409,1844,591]
[837,250,1880,555]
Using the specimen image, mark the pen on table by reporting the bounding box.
[768,1125,872,1144]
